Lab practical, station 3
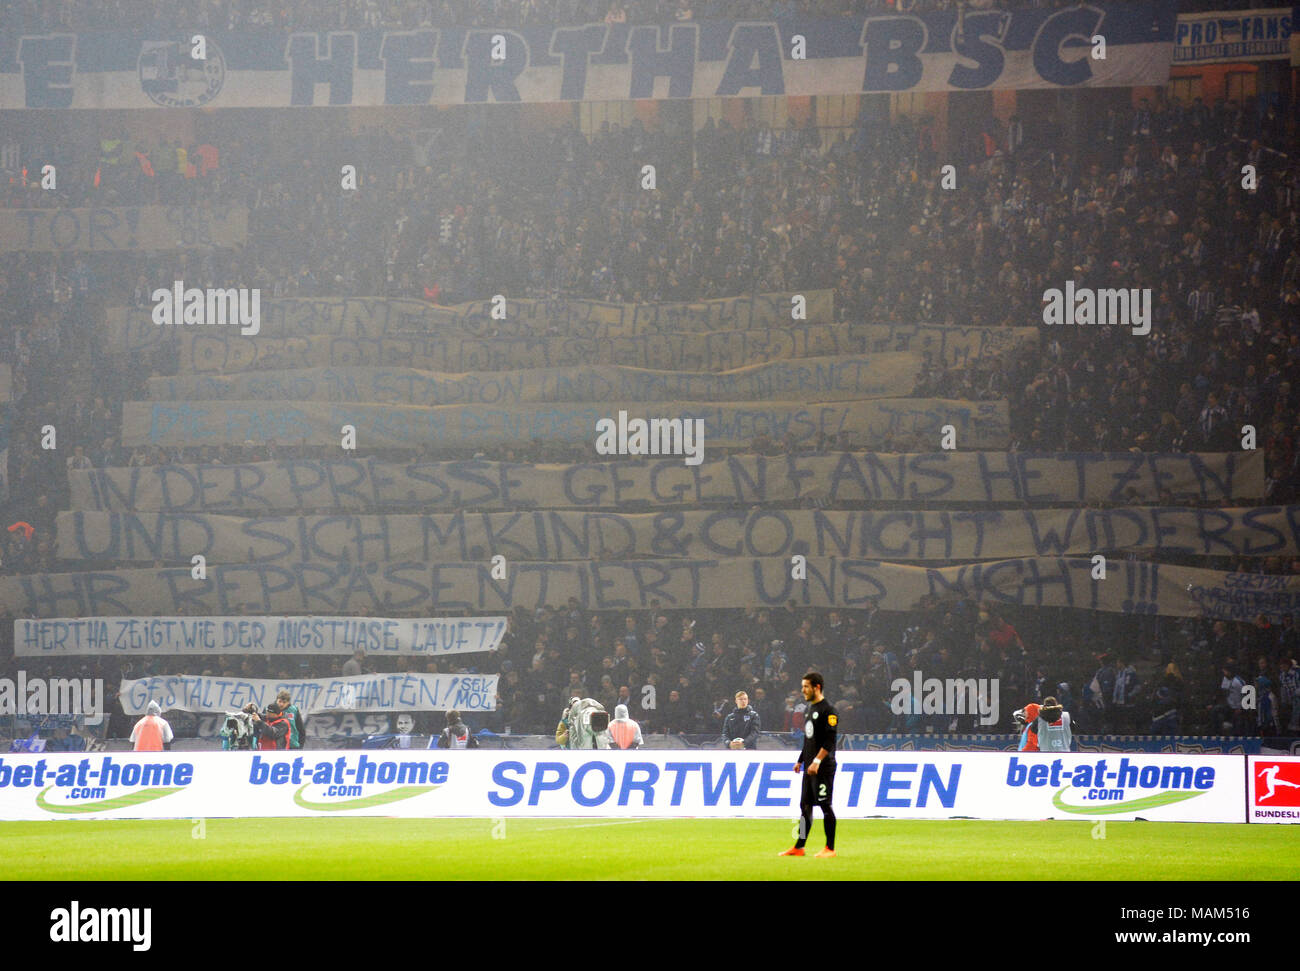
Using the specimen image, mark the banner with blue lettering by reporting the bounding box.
[0,5,1177,110]
[1173,7,1293,64]
[0,750,1245,822]
[15,615,507,657]
[119,672,499,714]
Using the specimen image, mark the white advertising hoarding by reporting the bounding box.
[0,751,1246,823]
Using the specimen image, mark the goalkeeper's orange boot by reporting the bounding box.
[814,847,837,858]
[778,847,805,856]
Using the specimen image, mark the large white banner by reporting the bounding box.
[14,615,507,657]
[2,9,1177,111]
[119,672,499,715]
[0,750,1245,822]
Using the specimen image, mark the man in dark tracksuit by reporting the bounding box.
[721,691,762,749]
[779,672,837,858]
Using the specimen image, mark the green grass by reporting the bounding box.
[1,818,1296,880]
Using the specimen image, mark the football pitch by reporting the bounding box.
[1,818,1296,880]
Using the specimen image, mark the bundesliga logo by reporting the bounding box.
[1254,761,1300,807]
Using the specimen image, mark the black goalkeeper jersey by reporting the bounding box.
[799,698,838,764]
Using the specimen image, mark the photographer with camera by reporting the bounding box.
[251,702,292,751]
[435,709,478,749]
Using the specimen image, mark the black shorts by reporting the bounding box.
[801,761,836,809]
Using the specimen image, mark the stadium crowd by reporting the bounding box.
[2,85,1299,743]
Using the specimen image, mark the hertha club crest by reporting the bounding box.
[138,39,225,108]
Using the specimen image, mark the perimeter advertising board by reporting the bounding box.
[0,751,1246,822]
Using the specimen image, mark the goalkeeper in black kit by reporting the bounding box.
[780,672,837,859]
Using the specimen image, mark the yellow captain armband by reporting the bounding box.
[827,714,837,727]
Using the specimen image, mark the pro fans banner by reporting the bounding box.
[118,672,498,714]
[69,452,1266,513]
[57,506,1300,565]
[121,398,1011,449]
[107,292,838,344]
[1,7,1177,111]
[145,356,923,405]
[14,615,507,657]
[1,556,1295,619]
[1173,7,1294,63]
[0,206,248,251]
[165,321,1035,372]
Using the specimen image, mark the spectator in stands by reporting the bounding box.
[341,650,364,677]
[662,689,689,735]
[1281,658,1300,732]
[1150,662,1184,735]
[1110,656,1141,734]
[1212,663,1249,735]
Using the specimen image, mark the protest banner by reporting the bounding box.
[15,615,507,657]
[57,505,1300,565]
[107,291,837,345]
[122,398,1010,449]
[1,556,1295,619]
[145,355,922,405]
[69,451,1267,513]
[0,206,248,251]
[168,320,1035,372]
[119,672,498,714]
[5,9,1176,110]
